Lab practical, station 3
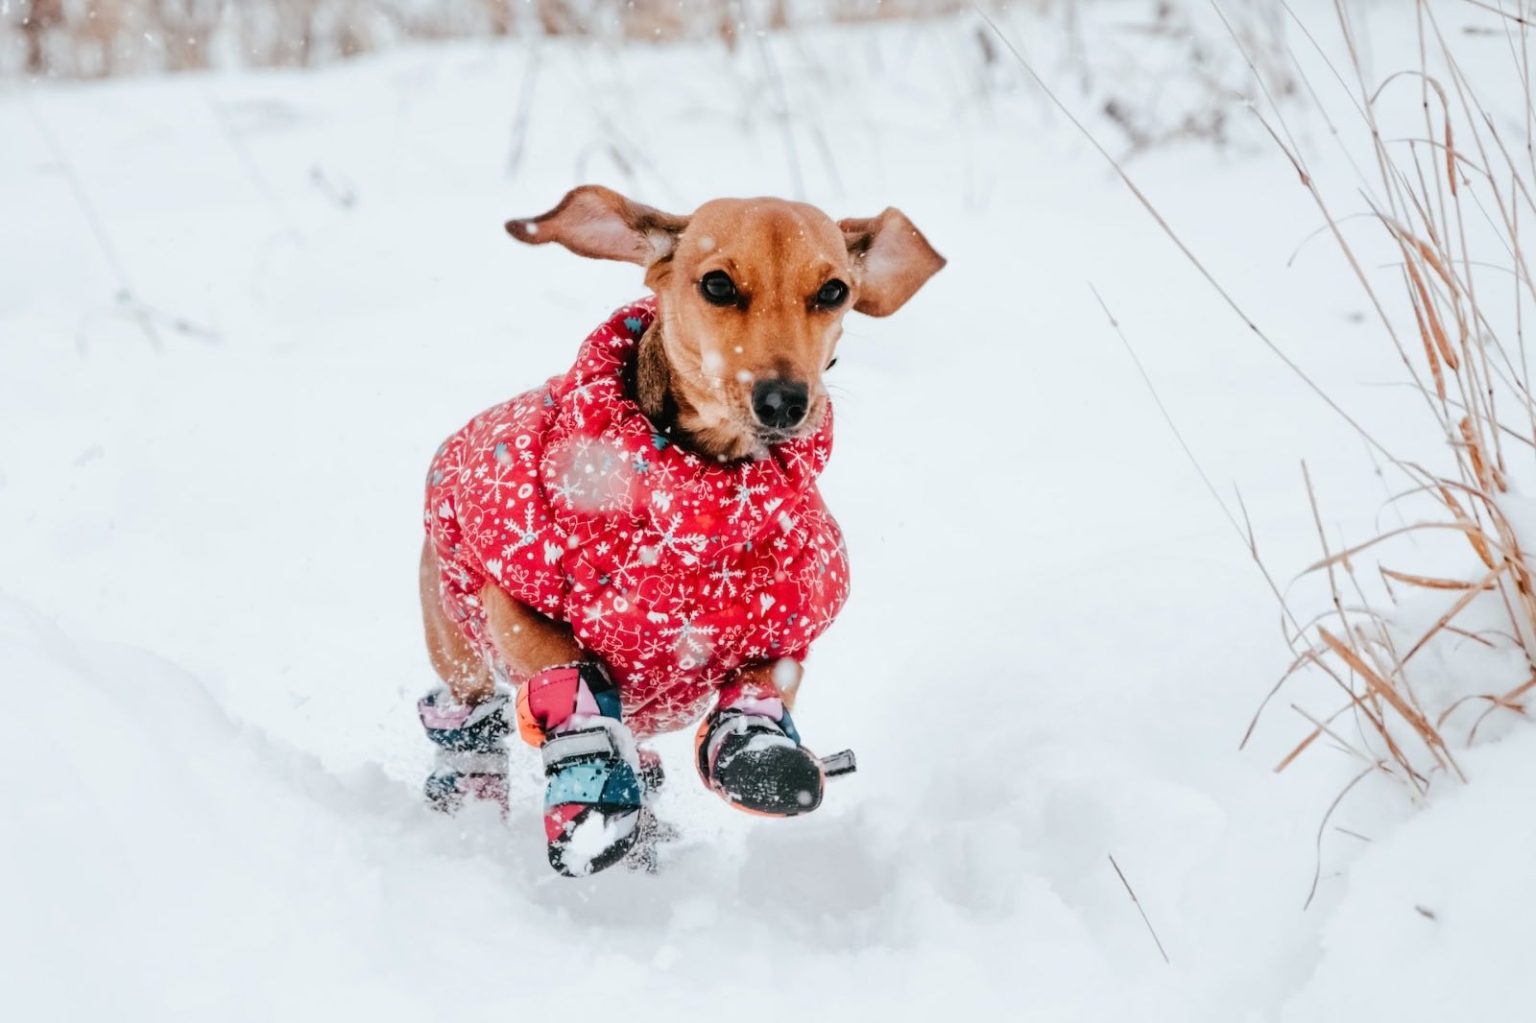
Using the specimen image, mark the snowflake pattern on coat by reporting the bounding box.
[425,299,850,738]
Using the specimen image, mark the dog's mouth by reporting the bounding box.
[754,426,798,446]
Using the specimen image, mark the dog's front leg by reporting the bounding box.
[478,585,654,875]
[694,659,830,816]
[478,584,584,678]
[726,660,803,708]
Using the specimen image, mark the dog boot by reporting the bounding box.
[695,681,826,816]
[418,687,511,815]
[517,661,645,877]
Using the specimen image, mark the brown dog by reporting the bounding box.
[423,185,943,702]
[418,185,942,867]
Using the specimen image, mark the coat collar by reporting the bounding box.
[542,299,835,558]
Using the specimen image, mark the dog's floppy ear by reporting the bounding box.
[839,208,946,317]
[506,185,688,266]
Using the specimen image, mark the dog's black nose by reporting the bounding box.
[752,379,810,431]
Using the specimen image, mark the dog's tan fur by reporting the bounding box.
[422,186,944,710]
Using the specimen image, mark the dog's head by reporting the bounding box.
[507,185,945,460]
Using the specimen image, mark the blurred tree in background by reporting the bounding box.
[3,0,984,76]
[2,0,1293,165]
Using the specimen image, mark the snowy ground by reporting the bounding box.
[4,3,1535,1019]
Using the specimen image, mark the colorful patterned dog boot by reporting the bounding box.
[418,687,511,814]
[517,661,645,877]
[695,681,827,817]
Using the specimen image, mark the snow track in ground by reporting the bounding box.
[4,5,1534,1019]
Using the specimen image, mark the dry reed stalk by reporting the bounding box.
[1378,567,1493,591]
[983,0,1536,802]
[1230,0,1536,796]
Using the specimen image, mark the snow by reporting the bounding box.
[562,801,640,870]
[3,2,1535,1019]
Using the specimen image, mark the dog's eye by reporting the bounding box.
[816,279,849,309]
[826,357,839,370]
[700,271,739,306]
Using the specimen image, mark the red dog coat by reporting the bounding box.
[425,299,850,737]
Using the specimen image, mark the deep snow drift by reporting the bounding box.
[4,4,1534,1019]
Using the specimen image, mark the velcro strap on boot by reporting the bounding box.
[818,749,858,777]
[541,726,620,775]
[433,748,510,776]
[704,712,794,777]
[419,689,511,752]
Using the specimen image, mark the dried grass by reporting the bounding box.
[1224,0,1536,796]
[985,0,1536,803]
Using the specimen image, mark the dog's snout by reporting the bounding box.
[751,379,810,431]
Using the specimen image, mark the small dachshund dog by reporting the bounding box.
[417,185,944,874]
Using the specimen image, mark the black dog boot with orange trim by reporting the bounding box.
[695,681,835,817]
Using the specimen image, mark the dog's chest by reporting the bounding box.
[470,386,846,637]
